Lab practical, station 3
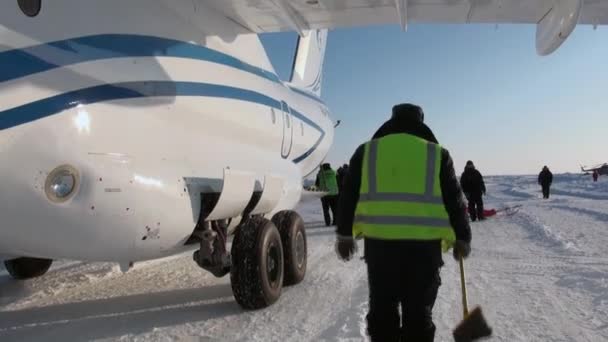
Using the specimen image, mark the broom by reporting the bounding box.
[453,255,492,342]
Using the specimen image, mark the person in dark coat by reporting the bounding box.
[538,166,553,199]
[336,163,349,194]
[593,170,599,182]
[460,161,486,221]
[335,103,472,342]
[336,165,344,192]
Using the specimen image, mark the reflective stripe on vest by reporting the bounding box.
[353,134,455,251]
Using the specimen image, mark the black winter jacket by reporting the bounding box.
[460,168,486,197]
[538,169,553,186]
[336,116,472,267]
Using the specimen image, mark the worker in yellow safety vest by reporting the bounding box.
[335,103,472,342]
[315,163,339,226]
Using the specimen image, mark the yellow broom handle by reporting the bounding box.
[459,255,469,318]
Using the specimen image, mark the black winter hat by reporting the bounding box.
[391,103,424,123]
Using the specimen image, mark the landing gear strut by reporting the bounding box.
[4,257,53,279]
[193,220,231,277]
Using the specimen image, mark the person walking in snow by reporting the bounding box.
[336,163,349,194]
[460,160,487,221]
[316,163,339,226]
[538,166,553,199]
[334,103,472,342]
[593,170,599,182]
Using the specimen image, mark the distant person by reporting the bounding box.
[460,160,487,221]
[538,166,553,199]
[337,163,349,194]
[336,165,344,192]
[593,170,599,182]
[316,163,339,226]
[335,103,471,342]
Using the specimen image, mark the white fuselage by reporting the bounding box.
[0,1,333,262]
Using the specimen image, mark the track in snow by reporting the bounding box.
[1,175,608,341]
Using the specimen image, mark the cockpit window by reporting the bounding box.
[18,0,41,17]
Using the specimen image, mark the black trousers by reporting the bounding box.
[467,194,485,221]
[321,195,338,226]
[366,256,441,342]
[542,185,551,199]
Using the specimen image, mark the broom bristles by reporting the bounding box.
[453,306,492,342]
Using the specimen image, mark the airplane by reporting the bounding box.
[1,0,607,309]
[581,163,608,176]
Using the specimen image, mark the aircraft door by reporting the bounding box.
[280,101,293,159]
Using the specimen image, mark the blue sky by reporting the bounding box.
[260,24,608,175]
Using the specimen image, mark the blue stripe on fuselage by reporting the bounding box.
[287,85,325,105]
[0,34,326,105]
[0,34,327,163]
[0,34,281,84]
[0,81,324,164]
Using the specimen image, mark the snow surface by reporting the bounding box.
[1,175,608,341]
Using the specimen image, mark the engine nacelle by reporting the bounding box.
[536,0,583,56]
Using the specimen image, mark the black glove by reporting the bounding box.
[335,235,357,261]
[453,240,471,260]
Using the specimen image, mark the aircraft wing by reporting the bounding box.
[203,0,608,32]
[203,0,608,55]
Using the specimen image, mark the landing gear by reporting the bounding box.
[272,210,307,286]
[230,216,284,309]
[193,221,231,277]
[4,257,52,279]
[192,209,308,309]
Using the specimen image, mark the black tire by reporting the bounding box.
[230,216,284,309]
[272,210,307,286]
[4,257,52,280]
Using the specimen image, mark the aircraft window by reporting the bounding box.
[286,115,290,128]
[271,110,276,124]
[18,0,41,17]
[301,122,304,136]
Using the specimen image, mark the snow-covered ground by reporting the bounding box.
[1,175,607,341]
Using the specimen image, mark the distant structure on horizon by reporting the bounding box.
[581,163,608,176]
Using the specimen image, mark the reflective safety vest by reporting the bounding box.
[353,134,456,251]
[319,169,338,195]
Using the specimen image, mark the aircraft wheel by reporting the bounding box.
[230,216,284,309]
[4,257,53,280]
[272,210,307,286]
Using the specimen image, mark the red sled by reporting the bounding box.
[463,205,521,218]
[482,208,497,217]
